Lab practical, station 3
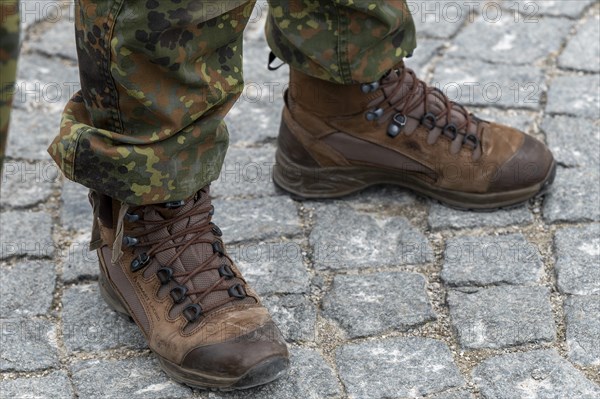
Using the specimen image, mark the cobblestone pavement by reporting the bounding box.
[1,1,599,398]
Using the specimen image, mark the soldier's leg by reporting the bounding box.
[268,0,556,209]
[49,0,253,205]
[0,0,20,174]
[265,0,416,84]
[48,0,290,390]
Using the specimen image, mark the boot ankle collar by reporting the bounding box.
[289,68,381,117]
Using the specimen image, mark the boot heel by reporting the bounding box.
[98,272,132,318]
[273,148,370,199]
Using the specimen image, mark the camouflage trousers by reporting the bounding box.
[0,0,19,175]
[5,0,416,204]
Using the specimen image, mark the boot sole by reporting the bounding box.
[158,354,289,391]
[98,269,289,391]
[273,148,557,211]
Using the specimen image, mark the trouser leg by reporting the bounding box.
[0,0,20,175]
[265,0,416,84]
[48,0,256,205]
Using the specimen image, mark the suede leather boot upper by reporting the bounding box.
[93,186,289,390]
[274,64,556,209]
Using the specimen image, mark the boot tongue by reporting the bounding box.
[136,188,255,315]
[141,192,211,274]
[154,205,186,220]
[153,190,202,219]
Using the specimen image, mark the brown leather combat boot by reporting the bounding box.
[274,64,556,210]
[92,186,289,390]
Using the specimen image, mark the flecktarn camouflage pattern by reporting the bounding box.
[47,0,415,204]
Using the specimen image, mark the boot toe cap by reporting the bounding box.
[181,321,289,387]
[490,134,556,192]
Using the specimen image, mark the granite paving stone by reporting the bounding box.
[243,1,269,41]
[310,203,433,270]
[214,197,302,243]
[337,337,465,399]
[228,240,309,296]
[448,14,572,65]
[341,185,418,210]
[61,179,94,233]
[430,389,475,399]
[226,92,283,146]
[62,284,146,353]
[472,349,600,399]
[19,0,65,29]
[0,318,59,372]
[442,233,543,286]
[542,115,600,169]
[544,167,600,223]
[433,58,545,109]
[448,286,555,349]
[503,0,596,18]
[241,20,287,89]
[554,225,600,295]
[322,272,436,338]
[226,35,287,146]
[61,234,99,283]
[405,38,445,75]
[546,75,600,119]
[559,15,600,73]
[6,106,61,160]
[470,107,536,134]
[564,295,600,366]
[0,371,74,399]
[411,0,475,39]
[211,145,278,198]
[30,17,78,60]
[14,53,80,112]
[0,160,58,207]
[209,347,340,399]
[428,202,533,230]
[0,210,55,259]
[71,356,192,398]
[239,73,287,113]
[263,294,317,342]
[0,260,55,317]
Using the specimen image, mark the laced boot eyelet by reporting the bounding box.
[387,113,407,138]
[164,200,185,209]
[124,212,140,222]
[156,267,173,285]
[463,134,479,149]
[131,252,151,272]
[182,304,203,323]
[123,236,139,247]
[170,285,188,304]
[210,222,222,237]
[360,81,380,93]
[218,264,235,279]
[365,108,384,121]
[442,123,458,140]
[212,241,225,257]
[228,284,247,299]
[420,112,437,130]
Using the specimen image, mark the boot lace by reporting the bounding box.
[121,191,250,325]
[362,63,484,160]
